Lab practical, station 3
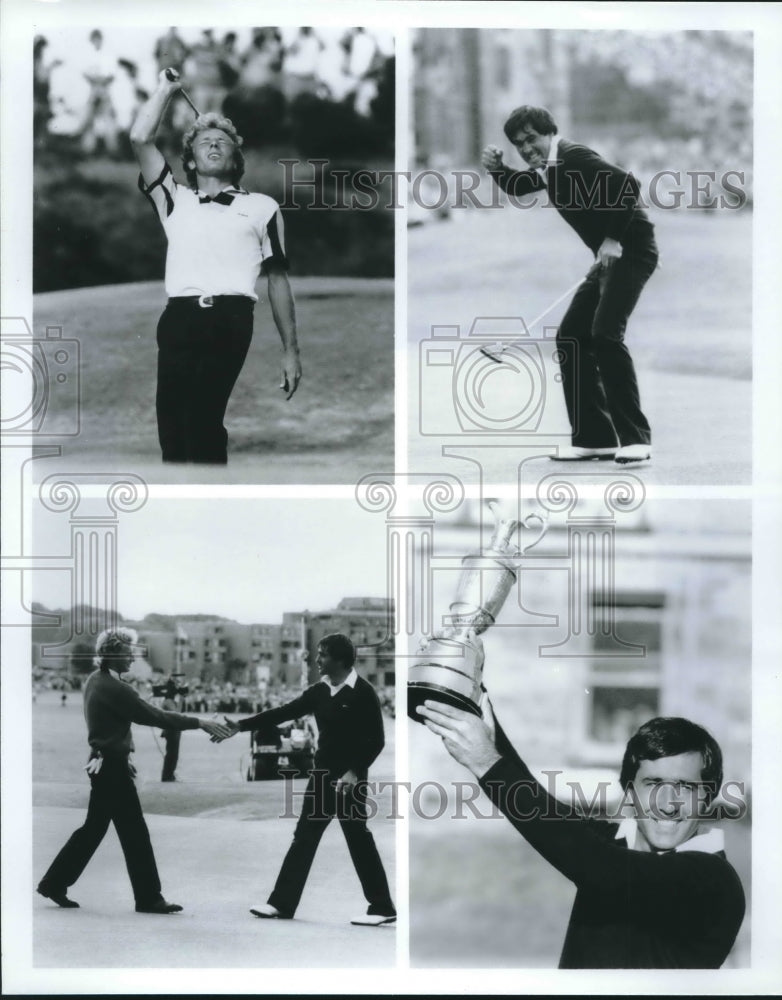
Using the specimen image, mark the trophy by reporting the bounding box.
[407,499,547,721]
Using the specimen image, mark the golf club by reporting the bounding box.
[164,67,200,117]
[479,274,588,363]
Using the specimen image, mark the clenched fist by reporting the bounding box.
[481,145,505,171]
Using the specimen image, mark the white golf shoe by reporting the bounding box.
[549,446,617,461]
[614,444,652,465]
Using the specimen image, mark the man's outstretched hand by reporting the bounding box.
[280,349,302,400]
[416,700,502,779]
[207,716,240,743]
[199,718,234,741]
[159,67,183,94]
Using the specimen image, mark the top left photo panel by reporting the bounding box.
[27,22,395,484]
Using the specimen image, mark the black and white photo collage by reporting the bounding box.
[2,0,781,995]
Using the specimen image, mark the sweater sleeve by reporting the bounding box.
[117,682,200,731]
[488,165,546,200]
[236,689,315,732]
[478,749,742,927]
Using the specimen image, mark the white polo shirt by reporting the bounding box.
[139,163,289,301]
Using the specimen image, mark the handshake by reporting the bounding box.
[202,716,240,743]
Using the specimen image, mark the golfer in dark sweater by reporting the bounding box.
[417,703,745,968]
[37,628,230,913]
[482,105,657,465]
[222,633,396,925]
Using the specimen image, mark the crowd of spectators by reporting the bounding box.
[35,25,393,158]
[33,674,396,718]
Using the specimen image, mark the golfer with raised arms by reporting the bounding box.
[131,68,301,465]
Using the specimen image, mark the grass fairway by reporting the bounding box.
[409,205,752,381]
[408,206,752,485]
[33,277,393,484]
[29,692,397,971]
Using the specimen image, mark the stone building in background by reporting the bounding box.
[411,29,570,169]
[39,596,396,694]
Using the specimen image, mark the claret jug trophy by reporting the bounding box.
[407,499,547,720]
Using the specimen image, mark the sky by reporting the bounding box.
[27,493,750,629]
[31,496,390,623]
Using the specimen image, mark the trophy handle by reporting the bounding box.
[486,499,548,559]
[516,511,549,556]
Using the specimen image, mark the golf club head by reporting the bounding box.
[479,344,506,364]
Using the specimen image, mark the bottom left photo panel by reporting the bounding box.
[29,493,398,971]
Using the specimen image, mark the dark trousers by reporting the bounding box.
[156,296,254,464]
[161,729,180,781]
[268,771,395,918]
[39,756,162,907]
[556,238,658,447]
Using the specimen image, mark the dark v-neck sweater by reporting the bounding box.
[479,721,745,968]
[237,676,385,778]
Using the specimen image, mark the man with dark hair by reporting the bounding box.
[36,629,229,913]
[130,69,301,465]
[482,105,658,465]
[417,702,745,968]
[220,633,396,926]
[620,716,724,807]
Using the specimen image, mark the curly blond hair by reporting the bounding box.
[182,113,245,189]
[95,627,139,669]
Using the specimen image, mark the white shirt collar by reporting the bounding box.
[536,135,560,183]
[194,184,246,197]
[324,668,358,697]
[614,817,725,854]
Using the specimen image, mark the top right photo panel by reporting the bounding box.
[408,28,752,487]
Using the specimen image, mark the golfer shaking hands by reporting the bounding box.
[130,68,301,466]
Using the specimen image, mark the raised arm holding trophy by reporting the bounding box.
[407,498,547,721]
[413,504,745,968]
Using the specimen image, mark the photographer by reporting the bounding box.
[36,629,230,914]
[156,675,189,782]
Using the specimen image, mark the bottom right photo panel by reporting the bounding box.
[407,496,750,969]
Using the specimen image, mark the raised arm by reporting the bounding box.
[481,143,544,201]
[130,68,181,185]
[416,699,731,908]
